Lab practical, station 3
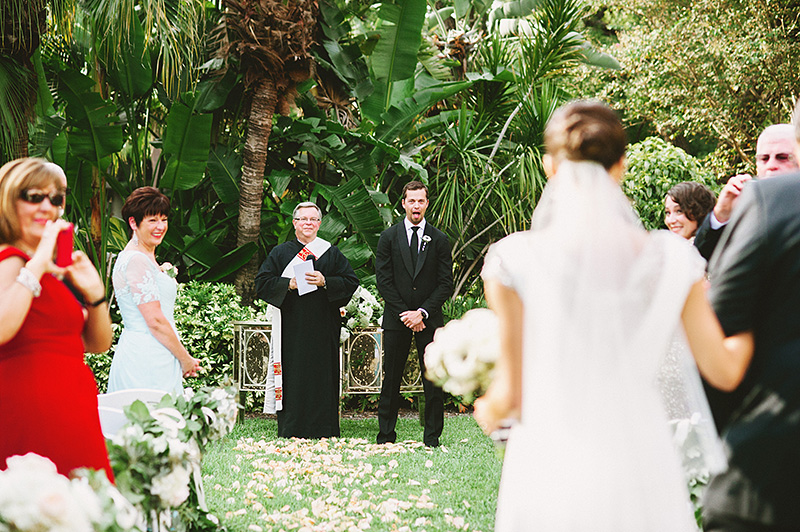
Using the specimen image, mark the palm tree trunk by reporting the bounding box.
[235,78,278,304]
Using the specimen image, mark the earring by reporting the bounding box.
[131,231,139,246]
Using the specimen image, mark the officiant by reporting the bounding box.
[255,202,358,438]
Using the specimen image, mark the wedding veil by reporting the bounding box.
[491,160,725,478]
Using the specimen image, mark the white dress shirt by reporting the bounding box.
[404,217,427,251]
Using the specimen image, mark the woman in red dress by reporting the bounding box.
[0,158,114,481]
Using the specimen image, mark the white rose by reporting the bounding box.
[211,388,230,402]
[151,434,169,455]
[69,478,102,524]
[151,466,191,507]
[5,453,58,474]
[168,438,190,463]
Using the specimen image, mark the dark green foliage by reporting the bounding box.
[576,0,800,177]
[173,281,265,389]
[622,137,719,230]
[443,291,487,323]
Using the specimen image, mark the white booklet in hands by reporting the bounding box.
[294,261,317,296]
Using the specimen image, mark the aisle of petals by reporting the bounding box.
[211,437,479,532]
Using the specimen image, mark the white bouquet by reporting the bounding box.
[0,453,140,532]
[180,385,239,448]
[424,308,500,403]
[109,419,198,513]
[340,286,383,342]
[107,384,237,530]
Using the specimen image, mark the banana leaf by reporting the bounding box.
[55,68,125,165]
[361,0,427,121]
[208,146,242,203]
[324,178,387,252]
[200,243,259,282]
[160,100,213,190]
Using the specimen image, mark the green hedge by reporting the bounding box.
[623,137,720,230]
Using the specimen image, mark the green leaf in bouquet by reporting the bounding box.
[124,400,154,424]
[185,418,203,432]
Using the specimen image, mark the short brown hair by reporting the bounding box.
[402,181,428,200]
[0,158,66,244]
[544,100,627,170]
[666,182,716,222]
[121,187,170,232]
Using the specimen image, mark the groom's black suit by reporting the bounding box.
[375,219,452,447]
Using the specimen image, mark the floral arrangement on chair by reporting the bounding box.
[340,286,383,343]
[423,308,500,403]
[107,384,239,532]
[0,453,140,532]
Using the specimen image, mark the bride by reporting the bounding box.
[474,100,753,531]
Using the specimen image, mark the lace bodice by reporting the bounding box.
[112,250,177,333]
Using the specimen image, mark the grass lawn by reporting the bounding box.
[202,412,502,531]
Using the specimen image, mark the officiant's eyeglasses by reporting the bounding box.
[294,217,321,224]
[20,188,66,207]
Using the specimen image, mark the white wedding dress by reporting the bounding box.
[482,161,707,531]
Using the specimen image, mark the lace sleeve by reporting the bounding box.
[481,235,519,290]
[124,253,161,306]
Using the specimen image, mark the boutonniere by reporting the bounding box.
[421,235,432,252]
[160,262,178,279]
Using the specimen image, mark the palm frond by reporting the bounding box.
[82,0,205,98]
[0,56,37,161]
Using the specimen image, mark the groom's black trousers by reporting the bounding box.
[376,327,444,447]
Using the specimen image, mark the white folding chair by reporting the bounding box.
[97,389,170,439]
[97,406,128,439]
[97,388,170,410]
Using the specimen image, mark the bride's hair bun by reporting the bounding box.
[544,100,627,170]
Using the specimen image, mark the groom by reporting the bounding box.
[375,181,453,448]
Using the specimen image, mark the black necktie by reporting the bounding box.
[410,226,419,267]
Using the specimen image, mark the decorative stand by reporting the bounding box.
[233,321,424,421]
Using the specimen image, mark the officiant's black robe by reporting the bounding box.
[255,239,358,438]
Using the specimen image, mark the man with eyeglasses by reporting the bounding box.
[695,124,798,261]
[255,201,358,439]
[694,125,800,442]
[700,101,800,532]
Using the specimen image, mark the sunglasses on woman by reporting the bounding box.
[20,189,66,207]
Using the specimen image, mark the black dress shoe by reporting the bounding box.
[424,440,440,448]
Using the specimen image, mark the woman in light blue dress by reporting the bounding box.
[107,187,200,395]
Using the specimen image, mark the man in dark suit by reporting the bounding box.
[375,181,453,448]
[701,103,800,532]
[694,125,800,436]
[694,124,798,261]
